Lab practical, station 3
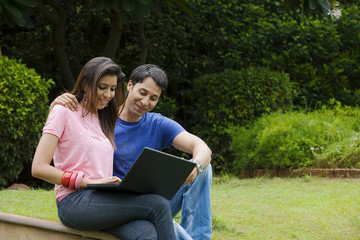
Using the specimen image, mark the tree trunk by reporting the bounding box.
[35,0,75,90]
[138,21,149,64]
[53,20,75,90]
[103,11,122,59]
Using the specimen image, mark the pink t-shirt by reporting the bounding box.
[43,105,114,201]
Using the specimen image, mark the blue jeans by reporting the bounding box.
[171,164,213,240]
[57,189,176,240]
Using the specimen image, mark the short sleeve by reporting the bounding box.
[43,105,67,139]
[157,115,185,148]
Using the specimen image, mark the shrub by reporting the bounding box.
[229,100,360,171]
[0,56,54,188]
[146,1,360,112]
[153,95,178,120]
[191,67,295,172]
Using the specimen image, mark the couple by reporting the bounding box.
[32,57,212,240]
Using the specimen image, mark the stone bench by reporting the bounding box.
[0,212,118,240]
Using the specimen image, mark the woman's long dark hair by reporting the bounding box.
[71,57,126,147]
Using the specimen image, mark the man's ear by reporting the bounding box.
[127,80,133,91]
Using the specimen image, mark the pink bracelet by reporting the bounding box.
[75,172,84,189]
[69,172,78,189]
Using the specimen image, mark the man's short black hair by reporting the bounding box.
[129,64,168,92]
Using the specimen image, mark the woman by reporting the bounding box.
[32,57,176,239]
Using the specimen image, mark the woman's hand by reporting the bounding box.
[82,176,122,188]
[50,93,79,111]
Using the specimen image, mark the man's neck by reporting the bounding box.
[119,108,142,123]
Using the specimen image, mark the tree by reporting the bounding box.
[1,0,190,89]
[0,0,338,89]
[93,0,191,63]
[34,0,76,89]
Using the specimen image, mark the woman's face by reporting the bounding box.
[96,75,117,110]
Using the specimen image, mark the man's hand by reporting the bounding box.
[50,93,79,111]
[184,167,198,184]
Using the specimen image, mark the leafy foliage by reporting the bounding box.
[192,67,295,171]
[229,100,360,171]
[145,1,360,114]
[93,0,191,25]
[0,56,54,188]
[153,94,178,120]
[1,1,360,173]
[284,0,335,15]
[0,0,36,28]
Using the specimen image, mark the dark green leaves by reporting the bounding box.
[0,0,36,28]
[284,0,331,15]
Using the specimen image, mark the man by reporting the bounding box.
[51,64,213,240]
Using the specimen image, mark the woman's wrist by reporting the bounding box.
[80,177,89,188]
[74,172,84,189]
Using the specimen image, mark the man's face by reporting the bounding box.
[126,76,162,119]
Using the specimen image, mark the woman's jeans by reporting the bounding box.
[171,164,213,240]
[57,189,176,240]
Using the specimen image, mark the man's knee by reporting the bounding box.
[198,164,212,182]
[204,164,212,175]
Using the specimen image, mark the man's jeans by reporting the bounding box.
[57,189,176,239]
[171,164,213,240]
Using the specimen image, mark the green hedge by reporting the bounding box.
[191,67,294,171]
[229,100,360,171]
[146,2,360,110]
[259,5,360,106]
[142,2,360,173]
[0,56,54,188]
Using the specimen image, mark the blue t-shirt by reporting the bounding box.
[113,112,185,179]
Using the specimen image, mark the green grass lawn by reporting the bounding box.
[1,176,360,239]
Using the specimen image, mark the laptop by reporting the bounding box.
[87,147,196,200]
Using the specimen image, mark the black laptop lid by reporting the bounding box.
[87,147,196,200]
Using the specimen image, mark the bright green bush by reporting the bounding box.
[191,67,295,171]
[229,100,360,171]
[0,56,54,188]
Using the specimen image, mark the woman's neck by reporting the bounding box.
[80,101,98,116]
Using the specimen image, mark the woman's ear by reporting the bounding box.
[82,85,90,104]
[82,84,88,93]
